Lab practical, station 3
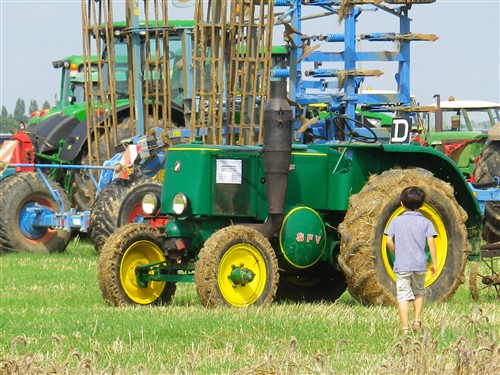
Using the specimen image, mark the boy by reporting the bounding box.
[385,186,437,334]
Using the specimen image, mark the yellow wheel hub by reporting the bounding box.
[120,240,166,304]
[218,244,267,307]
[382,204,448,287]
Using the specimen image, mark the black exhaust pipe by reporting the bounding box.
[248,79,293,239]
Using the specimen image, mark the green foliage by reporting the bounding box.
[42,100,51,110]
[1,106,8,118]
[13,98,26,123]
[29,99,38,114]
[0,241,498,374]
[0,116,19,134]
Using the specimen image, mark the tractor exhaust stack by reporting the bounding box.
[248,79,293,239]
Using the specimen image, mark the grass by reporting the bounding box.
[0,240,498,374]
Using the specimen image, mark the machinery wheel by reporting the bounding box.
[70,151,93,212]
[338,168,470,305]
[89,175,163,253]
[473,141,500,243]
[98,223,176,306]
[195,225,279,307]
[275,262,347,303]
[0,172,71,253]
[469,259,499,301]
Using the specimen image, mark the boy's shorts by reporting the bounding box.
[396,271,426,302]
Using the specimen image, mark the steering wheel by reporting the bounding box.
[332,115,378,143]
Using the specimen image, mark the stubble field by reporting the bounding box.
[0,240,498,374]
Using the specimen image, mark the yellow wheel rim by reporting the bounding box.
[120,240,166,304]
[218,243,267,307]
[382,204,448,287]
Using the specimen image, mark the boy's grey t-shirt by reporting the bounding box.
[384,211,437,272]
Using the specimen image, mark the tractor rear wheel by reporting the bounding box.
[98,223,176,306]
[473,141,500,243]
[195,225,279,307]
[89,175,163,253]
[338,168,470,305]
[0,172,71,253]
[275,262,347,303]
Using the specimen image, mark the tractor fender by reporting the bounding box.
[59,103,185,162]
[58,118,90,162]
[27,114,81,154]
[59,103,132,162]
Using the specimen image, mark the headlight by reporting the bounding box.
[142,193,160,215]
[172,193,188,215]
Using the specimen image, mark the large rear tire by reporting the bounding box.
[98,223,176,306]
[0,172,71,253]
[473,141,500,243]
[195,225,279,307]
[338,168,470,305]
[89,175,163,253]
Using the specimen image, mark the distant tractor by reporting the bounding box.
[424,97,499,179]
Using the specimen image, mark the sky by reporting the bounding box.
[0,0,499,115]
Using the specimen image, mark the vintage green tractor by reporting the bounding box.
[97,80,483,307]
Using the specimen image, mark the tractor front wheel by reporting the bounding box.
[89,175,163,253]
[338,168,470,305]
[0,172,71,253]
[195,225,279,307]
[98,223,176,306]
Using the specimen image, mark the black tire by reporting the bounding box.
[98,223,176,306]
[473,141,500,243]
[70,150,94,212]
[89,175,163,253]
[338,168,470,305]
[275,262,347,303]
[195,225,279,307]
[0,172,71,254]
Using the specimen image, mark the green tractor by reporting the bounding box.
[27,55,96,127]
[97,80,483,307]
[95,0,494,308]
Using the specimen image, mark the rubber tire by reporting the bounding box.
[338,168,470,306]
[195,225,279,307]
[98,223,176,306]
[275,262,347,303]
[89,175,163,253]
[473,141,500,243]
[0,172,72,253]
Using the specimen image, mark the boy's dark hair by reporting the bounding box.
[400,186,426,210]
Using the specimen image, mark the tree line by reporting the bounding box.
[0,98,51,134]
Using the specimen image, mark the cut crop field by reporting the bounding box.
[1,240,498,374]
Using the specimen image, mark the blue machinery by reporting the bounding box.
[270,0,437,139]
